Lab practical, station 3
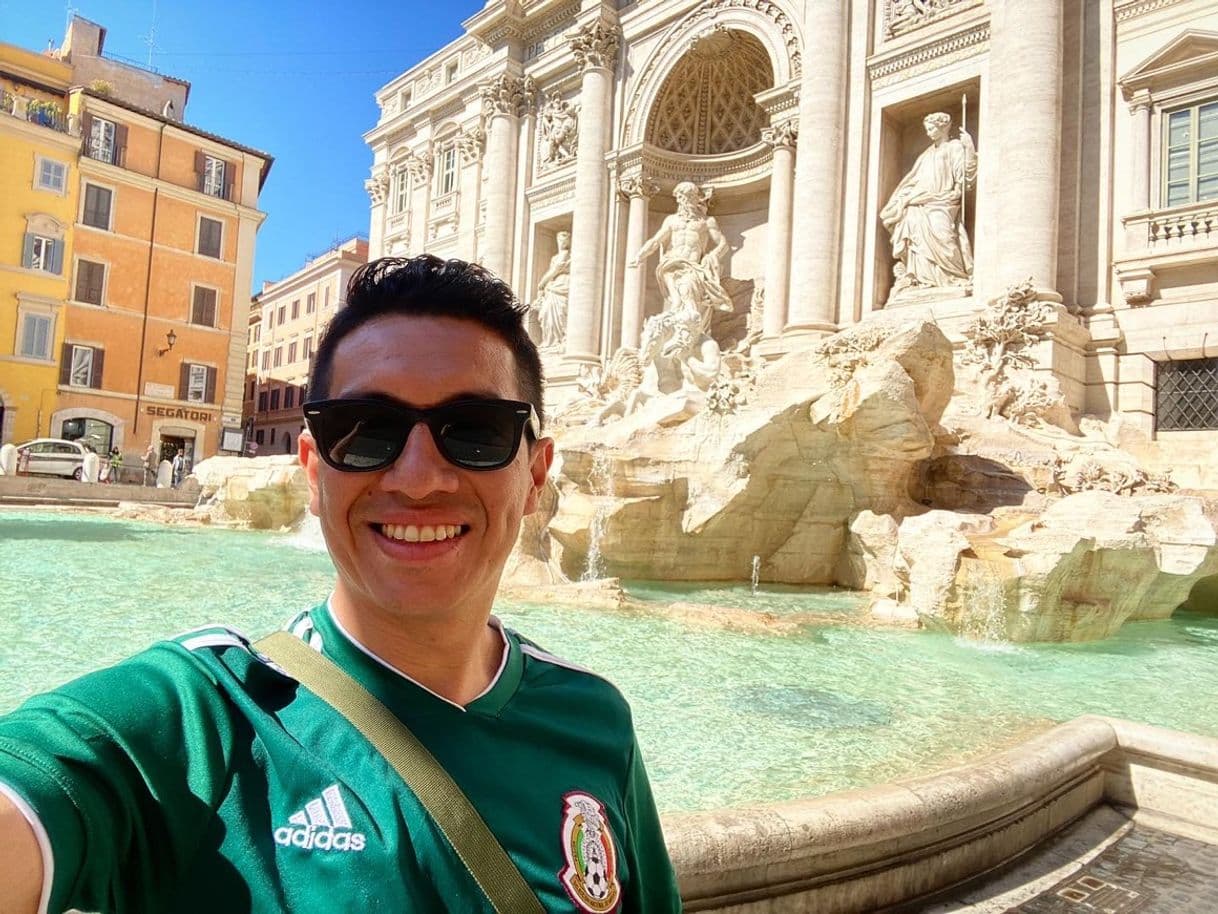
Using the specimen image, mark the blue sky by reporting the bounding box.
[1,0,483,290]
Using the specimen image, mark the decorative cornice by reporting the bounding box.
[1115,0,1191,22]
[526,173,578,212]
[869,23,989,84]
[761,120,797,149]
[569,20,621,73]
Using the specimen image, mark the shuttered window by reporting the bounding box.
[23,235,62,274]
[191,286,218,326]
[198,216,223,258]
[75,260,105,305]
[179,362,217,403]
[61,344,104,389]
[19,314,52,359]
[82,184,113,229]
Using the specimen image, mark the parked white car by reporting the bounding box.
[15,438,95,480]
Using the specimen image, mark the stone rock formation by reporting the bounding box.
[190,455,310,530]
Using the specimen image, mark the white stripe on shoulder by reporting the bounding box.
[0,779,54,914]
[175,624,252,653]
[519,643,597,677]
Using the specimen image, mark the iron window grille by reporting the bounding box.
[1156,357,1218,431]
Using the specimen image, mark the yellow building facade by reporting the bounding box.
[0,44,78,443]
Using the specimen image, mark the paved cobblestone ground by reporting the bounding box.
[1004,824,1218,913]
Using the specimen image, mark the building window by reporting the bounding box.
[392,170,409,214]
[284,387,295,409]
[1164,100,1218,208]
[86,116,121,165]
[82,184,113,229]
[36,157,67,193]
[291,299,300,320]
[1156,358,1218,430]
[258,391,268,411]
[261,350,271,370]
[18,313,52,359]
[324,286,331,309]
[273,346,283,367]
[288,341,298,363]
[270,388,281,410]
[24,235,62,273]
[198,216,223,258]
[201,155,227,198]
[277,305,286,325]
[436,145,457,196]
[75,260,106,305]
[400,87,411,110]
[181,362,216,403]
[255,429,265,444]
[62,344,103,388]
[254,324,261,343]
[270,427,277,444]
[192,286,218,326]
[306,292,315,314]
[303,335,313,359]
[62,417,113,454]
[248,351,256,370]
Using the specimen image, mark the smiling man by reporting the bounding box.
[0,256,682,913]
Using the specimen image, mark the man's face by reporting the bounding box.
[299,314,553,626]
[924,119,947,141]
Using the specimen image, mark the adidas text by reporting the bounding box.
[274,825,367,852]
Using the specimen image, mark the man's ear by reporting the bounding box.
[522,436,555,516]
[297,430,322,517]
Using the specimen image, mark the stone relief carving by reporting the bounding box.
[960,280,1069,428]
[761,120,797,149]
[364,169,389,205]
[480,73,537,118]
[538,93,580,166]
[456,126,486,164]
[884,0,974,39]
[1046,453,1177,497]
[880,111,976,304]
[630,182,733,330]
[569,20,621,72]
[404,151,433,185]
[530,229,572,350]
[618,175,660,200]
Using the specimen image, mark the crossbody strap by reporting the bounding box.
[255,631,545,914]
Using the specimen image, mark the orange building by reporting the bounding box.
[23,17,271,471]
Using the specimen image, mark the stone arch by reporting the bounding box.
[51,406,126,450]
[622,1,802,148]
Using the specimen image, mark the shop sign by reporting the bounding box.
[144,382,175,399]
[146,405,215,423]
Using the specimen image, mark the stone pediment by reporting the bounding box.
[1120,30,1218,98]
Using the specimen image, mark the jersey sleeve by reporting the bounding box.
[0,642,240,914]
[621,737,683,912]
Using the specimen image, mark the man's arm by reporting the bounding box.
[0,792,44,914]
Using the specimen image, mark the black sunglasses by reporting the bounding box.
[303,397,539,473]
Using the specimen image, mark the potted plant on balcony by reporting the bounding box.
[27,99,62,128]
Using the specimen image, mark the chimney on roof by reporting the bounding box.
[58,15,107,63]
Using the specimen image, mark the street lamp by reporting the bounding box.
[157,329,177,356]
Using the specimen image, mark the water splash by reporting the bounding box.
[751,555,761,595]
[957,561,1009,645]
[283,513,327,552]
[581,450,614,582]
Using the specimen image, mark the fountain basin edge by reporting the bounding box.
[662,715,1218,912]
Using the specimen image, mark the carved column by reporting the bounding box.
[407,152,432,252]
[479,74,523,278]
[364,167,389,258]
[456,126,486,260]
[986,0,1063,297]
[785,0,847,334]
[564,19,621,363]
[761,122,797,339]
[512,77,540,290]
[1130,93,1152,211]
[618,174,659,350]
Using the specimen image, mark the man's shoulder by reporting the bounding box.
[511,632,630,704]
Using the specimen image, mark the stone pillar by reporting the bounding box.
[986,0,1063,297]
[364,167,389,258]
[761,121,797,339]
[512,78,539,291]
[456,126,486,261]
[408,152,432,252]
[1130,94,1152,211]
[785,0,847,334]
[479,74,523,279]
[618,174,659,349]
[564,19,621,363]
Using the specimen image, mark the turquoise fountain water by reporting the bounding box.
[3,509,1217,814]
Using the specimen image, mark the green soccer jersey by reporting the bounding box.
[0,603,682,913]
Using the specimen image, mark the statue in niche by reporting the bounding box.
[630,181,734,330]
[880,111,977,301]
[538,94,579,165]
[531,230,571,350]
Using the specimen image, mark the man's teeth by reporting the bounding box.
[380,523,464,543]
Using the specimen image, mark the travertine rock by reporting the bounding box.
[191,455,310,530]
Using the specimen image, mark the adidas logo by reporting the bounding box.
[274,784,367,852]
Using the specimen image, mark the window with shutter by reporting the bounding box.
[192,286,218,326]
[82,184,113,229]
[187,363,209,402]
[284,387,295,409]
[306,292,315,313]
[202,155,226,198]
[69,346,95,387]
[258,391,268,411]
[288,341,297,363]
[198,216,223,258]
[19,314,52,359]
[75,260,106,304]
[261,350,270,370]
[291,300,299,319]
[87,117,116,164]
[270,388,281,410]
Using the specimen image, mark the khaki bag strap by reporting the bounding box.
[255,631,545,914]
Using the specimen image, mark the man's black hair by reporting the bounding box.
[308,255,545,428]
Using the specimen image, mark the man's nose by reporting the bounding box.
[379,422,460,497]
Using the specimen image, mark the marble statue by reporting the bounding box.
[538,94,579,165]
[880,112,977,300]
[532,230,571,349]
[630,181,734,330]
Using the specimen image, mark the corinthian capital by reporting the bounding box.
[761,121,798,150]
[364,168,389,205]
[480,73,525,118]
[569,21,621,73]
[618,174,660,200]
[456,126,486,164]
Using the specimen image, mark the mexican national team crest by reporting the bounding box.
[558,791,621,913]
